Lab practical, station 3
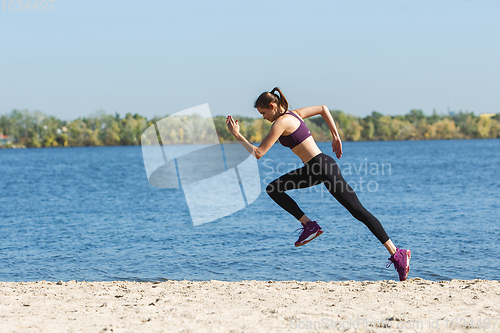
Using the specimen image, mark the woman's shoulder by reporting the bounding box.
[279,109,298,117]
[276,110,299,123]
[286,109,306,121]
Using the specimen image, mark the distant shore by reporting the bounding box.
[2,109,499,148]
[1,137,498,150]
[1,278,498,332]
[0,145,25,149]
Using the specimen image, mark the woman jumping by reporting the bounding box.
[226,87,411,281]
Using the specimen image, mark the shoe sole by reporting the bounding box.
[402,250,411,281]
[295,230,323,247]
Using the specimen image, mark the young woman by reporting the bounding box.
[226,87,411,281]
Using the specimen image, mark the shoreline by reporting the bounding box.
[1,137,499,150]
[1,278,499,332]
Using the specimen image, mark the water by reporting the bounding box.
[1,139,499,282]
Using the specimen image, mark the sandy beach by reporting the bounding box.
[0,278,499,333]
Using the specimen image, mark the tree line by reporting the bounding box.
[1,108,499,148]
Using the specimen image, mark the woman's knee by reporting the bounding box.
[266,181,280,196]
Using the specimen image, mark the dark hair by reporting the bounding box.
[253,87,289,112]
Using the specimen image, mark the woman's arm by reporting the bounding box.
[319,106,343,158]
[226,116,284,159]
[295,105,339,139]
[321,106,343,158]
[318,105,341,141]
[295,105,342,158]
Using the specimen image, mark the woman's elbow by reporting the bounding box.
[254,148,265,160]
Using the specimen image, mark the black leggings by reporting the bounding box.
[266,153,390,244]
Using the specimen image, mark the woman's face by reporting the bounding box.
[257,102,279,122]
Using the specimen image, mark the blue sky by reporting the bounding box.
[1,0,499,120]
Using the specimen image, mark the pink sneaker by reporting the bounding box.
[386,248,411,281]
[295,221,323,247]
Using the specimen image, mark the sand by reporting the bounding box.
[1,278,499,332]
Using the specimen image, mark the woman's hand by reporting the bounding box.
[226,115,240,137]
[332,137,343,159]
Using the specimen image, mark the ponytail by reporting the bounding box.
[254,87,290,112]
[270,87,289,112]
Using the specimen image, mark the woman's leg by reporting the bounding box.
[384,239,397,255]
[266,155,390,244]
[318,154,411,280]
[266,163,321,224]
[316,154,391,245]
[266,160,326,247]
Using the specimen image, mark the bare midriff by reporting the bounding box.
[291,136,322,164]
